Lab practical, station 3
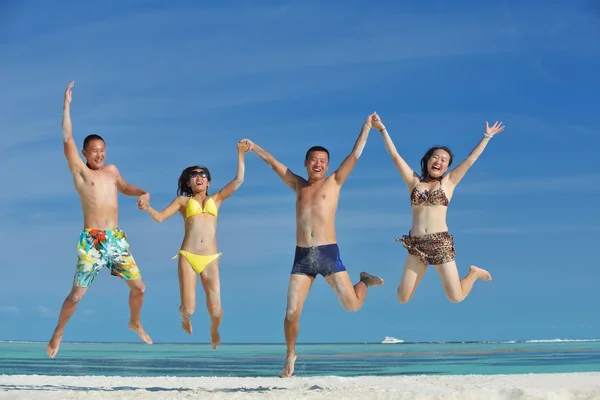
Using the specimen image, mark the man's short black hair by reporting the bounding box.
[305,146,329,161]
[83,134,105,150]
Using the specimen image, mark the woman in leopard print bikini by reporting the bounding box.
[371,113,504,303]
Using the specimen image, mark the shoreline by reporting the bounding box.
[1,372,600,399]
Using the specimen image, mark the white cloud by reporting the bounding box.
[37,306,56,318]
[0,306,19,314]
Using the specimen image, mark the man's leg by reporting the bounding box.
[46,285,88,358]
[125,278,152,344]
[325,271,384,312]
[109,229,152,344]
[281,274,314,378]
[318,244,383,311]
[47,230,98,359]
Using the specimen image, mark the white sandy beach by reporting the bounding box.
[0,373,599,400]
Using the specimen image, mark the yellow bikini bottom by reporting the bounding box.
[173,251,222,274]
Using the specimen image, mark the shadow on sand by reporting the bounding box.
[0,384,298,394]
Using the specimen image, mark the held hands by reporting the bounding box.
[238,139,253,153]
[363,112,378,129]
[64,81,74,105]
[363,112,385,132]
[370,112,386,132]
[137,193,150,211]
[485,121,505,137]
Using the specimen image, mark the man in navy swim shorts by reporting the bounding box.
[247,113,384,378]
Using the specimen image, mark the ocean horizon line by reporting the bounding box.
[2,337,600,345]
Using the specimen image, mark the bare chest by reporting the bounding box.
[297,184,336,211]
[77,171,117,197]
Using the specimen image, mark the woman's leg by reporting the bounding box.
[200,258,222,349]
[397,254,428,303]
[434,262,491,303]
[178,255,198,334]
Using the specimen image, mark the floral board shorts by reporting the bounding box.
[73,228,141,287]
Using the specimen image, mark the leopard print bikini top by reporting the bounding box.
[410,181,449,207]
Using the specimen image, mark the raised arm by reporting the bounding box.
[372,113,420,188]
[332,113,374,186]
[62,82,84,175]
[250,140,304,191]
[447,121,505,186]
[141,196,186,223]
[213,140,251,204]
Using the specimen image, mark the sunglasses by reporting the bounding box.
[189,170,209,179]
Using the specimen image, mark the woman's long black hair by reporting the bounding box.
[177,165,212,196]
[419,146,453,181]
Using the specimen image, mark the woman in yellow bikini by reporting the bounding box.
[141,140,251,348]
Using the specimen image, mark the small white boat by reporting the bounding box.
[381,336,404,344]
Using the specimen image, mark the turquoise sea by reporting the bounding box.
[1,339,600,377]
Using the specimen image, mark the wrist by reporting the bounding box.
[378,127,387,133]
[483,133,493,139]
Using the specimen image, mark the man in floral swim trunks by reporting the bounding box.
[46,82,153,358]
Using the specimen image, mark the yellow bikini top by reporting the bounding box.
[185,197,218,219]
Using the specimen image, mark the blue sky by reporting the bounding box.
[1,0,599,345]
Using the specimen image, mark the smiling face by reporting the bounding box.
[420,146,454,181]
[82,139,106,170]
[304,150,329,180]
[427,149,451,179]
[188,169,210,194]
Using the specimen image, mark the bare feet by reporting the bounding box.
[128,322,153,344]
[210,325,221,350]
[470,266,492,281]
[46,333,63,358]
[360,272,384,287]
[210,309,223,350]
[280,354,297,378]
[179,306,193,335]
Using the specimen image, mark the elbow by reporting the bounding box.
[148,212,163,223]
[232,177,244,191]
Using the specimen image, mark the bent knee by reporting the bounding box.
[397,289,411,304]
[343,303,362,312]
[340,299,362,312]
[446,294,464,303]
[180,305,195,316]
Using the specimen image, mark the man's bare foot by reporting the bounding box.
[280,354,297,378]
[360,272,384,287]
[470,266,492,281]
[46,333,63,358]
[128,322,153,344]
[179,306,193,335]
